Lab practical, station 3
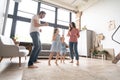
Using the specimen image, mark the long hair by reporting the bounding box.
[52,28,58,41]
[53,28,58,35]
[72,22,76,28]
[69,22,76,31]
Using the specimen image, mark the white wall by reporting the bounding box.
[81,0,120,55]
[0,0,7,35]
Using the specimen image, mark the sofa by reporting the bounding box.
[39,43,51,56]
[0,35,29,66]
[38,43,70,58]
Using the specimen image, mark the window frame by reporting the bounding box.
[6,1,76,43]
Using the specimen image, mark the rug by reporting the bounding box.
[22,60,108,80]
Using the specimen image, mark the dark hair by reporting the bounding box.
[69,22,76,31]
[71,22,76,28]
[53,28,58,35]
[38,11,46,15]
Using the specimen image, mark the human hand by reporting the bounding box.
[74,34,79,38]
[39,29,42,32]
[67,31,71,36]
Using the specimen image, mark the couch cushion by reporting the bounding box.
[41,43,51,50]
[0,35,15,45]
[39,43,70,57]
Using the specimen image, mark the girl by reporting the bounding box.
[48,28,61,66]
[60,35,68,63]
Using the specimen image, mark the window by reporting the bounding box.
[15,21,32,42]
[57,8,70,26]
[57,20,69,26]
[6,1,74,44]
[8,0,15,14]
[72,12,76,22]
[4,18,12,37]
[17,11,34,19]
[40,4,55,23]
[5,0,15,37]
[40,27,54,44]
[18,0,37,18]
[41,4,55,11]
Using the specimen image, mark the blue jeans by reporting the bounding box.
[69,42,79,60]
[28,32,41,66]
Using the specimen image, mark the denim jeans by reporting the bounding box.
[28,32,41,66]
[69,42,79,60]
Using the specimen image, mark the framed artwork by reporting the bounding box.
[108,20,116,31]
[112,25,120,44]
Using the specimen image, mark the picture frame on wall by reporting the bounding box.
[108,20,116,31]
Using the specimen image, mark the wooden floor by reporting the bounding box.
[0,57,120,80]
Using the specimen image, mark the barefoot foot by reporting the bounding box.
[55,61,58,66]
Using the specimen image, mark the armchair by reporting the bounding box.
[0,35,29,66]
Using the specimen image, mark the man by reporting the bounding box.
[28,11,49,68]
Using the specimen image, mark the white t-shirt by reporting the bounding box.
[30,15,41,33]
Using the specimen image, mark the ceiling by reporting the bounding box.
[33,0,99,12]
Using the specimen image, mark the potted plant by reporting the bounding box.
[92,49,100,56]
[11,36,19,45]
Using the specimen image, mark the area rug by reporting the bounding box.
[22,60,107,80]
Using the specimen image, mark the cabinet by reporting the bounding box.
[78,30,93,57]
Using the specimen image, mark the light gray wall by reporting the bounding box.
[81,0,120,55]
[0,0,7,35]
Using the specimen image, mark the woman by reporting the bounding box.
[67,22,80,65]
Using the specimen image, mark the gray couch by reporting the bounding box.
[39,43,51,56]
[38,43,70,58]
